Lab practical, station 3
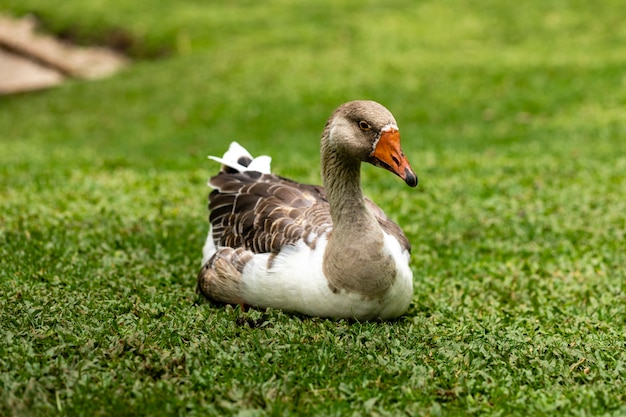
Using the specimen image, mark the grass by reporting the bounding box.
[1,0,625,415]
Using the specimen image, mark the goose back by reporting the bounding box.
[207,170,411,255]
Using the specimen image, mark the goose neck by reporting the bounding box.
[320,144,371,227]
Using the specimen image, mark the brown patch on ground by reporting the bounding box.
[0,15,127,95]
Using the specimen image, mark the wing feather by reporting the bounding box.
[365,197,411,252]
[208,171,333,254]
[207,171,410,255]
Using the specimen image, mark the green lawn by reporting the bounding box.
[1,1,625,415]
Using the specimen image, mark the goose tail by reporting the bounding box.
[208,141,272,174]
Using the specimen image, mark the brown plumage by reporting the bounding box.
[197,100,418,320]
[207,170,409,256]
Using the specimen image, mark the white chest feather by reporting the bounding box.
[237,232,413,320]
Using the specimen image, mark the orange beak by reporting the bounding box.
[371,128,418,187]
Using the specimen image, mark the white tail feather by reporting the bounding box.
[246,155,272,173]
[208,141,272,174]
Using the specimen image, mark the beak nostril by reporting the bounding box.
[391,156,400,166]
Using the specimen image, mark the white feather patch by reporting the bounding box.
[381,123,399,133]
[238,231,413,320]
[208,141,272,174]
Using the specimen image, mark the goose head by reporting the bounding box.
[323,100,418,187]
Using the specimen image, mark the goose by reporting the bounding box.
[197,100,418,320]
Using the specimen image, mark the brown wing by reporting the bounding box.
[365,197,411,253]
[208,171,333,254]
[208,171,410,255]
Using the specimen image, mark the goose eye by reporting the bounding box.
[358,121,372,131]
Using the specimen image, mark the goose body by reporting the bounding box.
[197,100,418,320]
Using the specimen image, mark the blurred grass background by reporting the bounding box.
[1,0,625,415]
